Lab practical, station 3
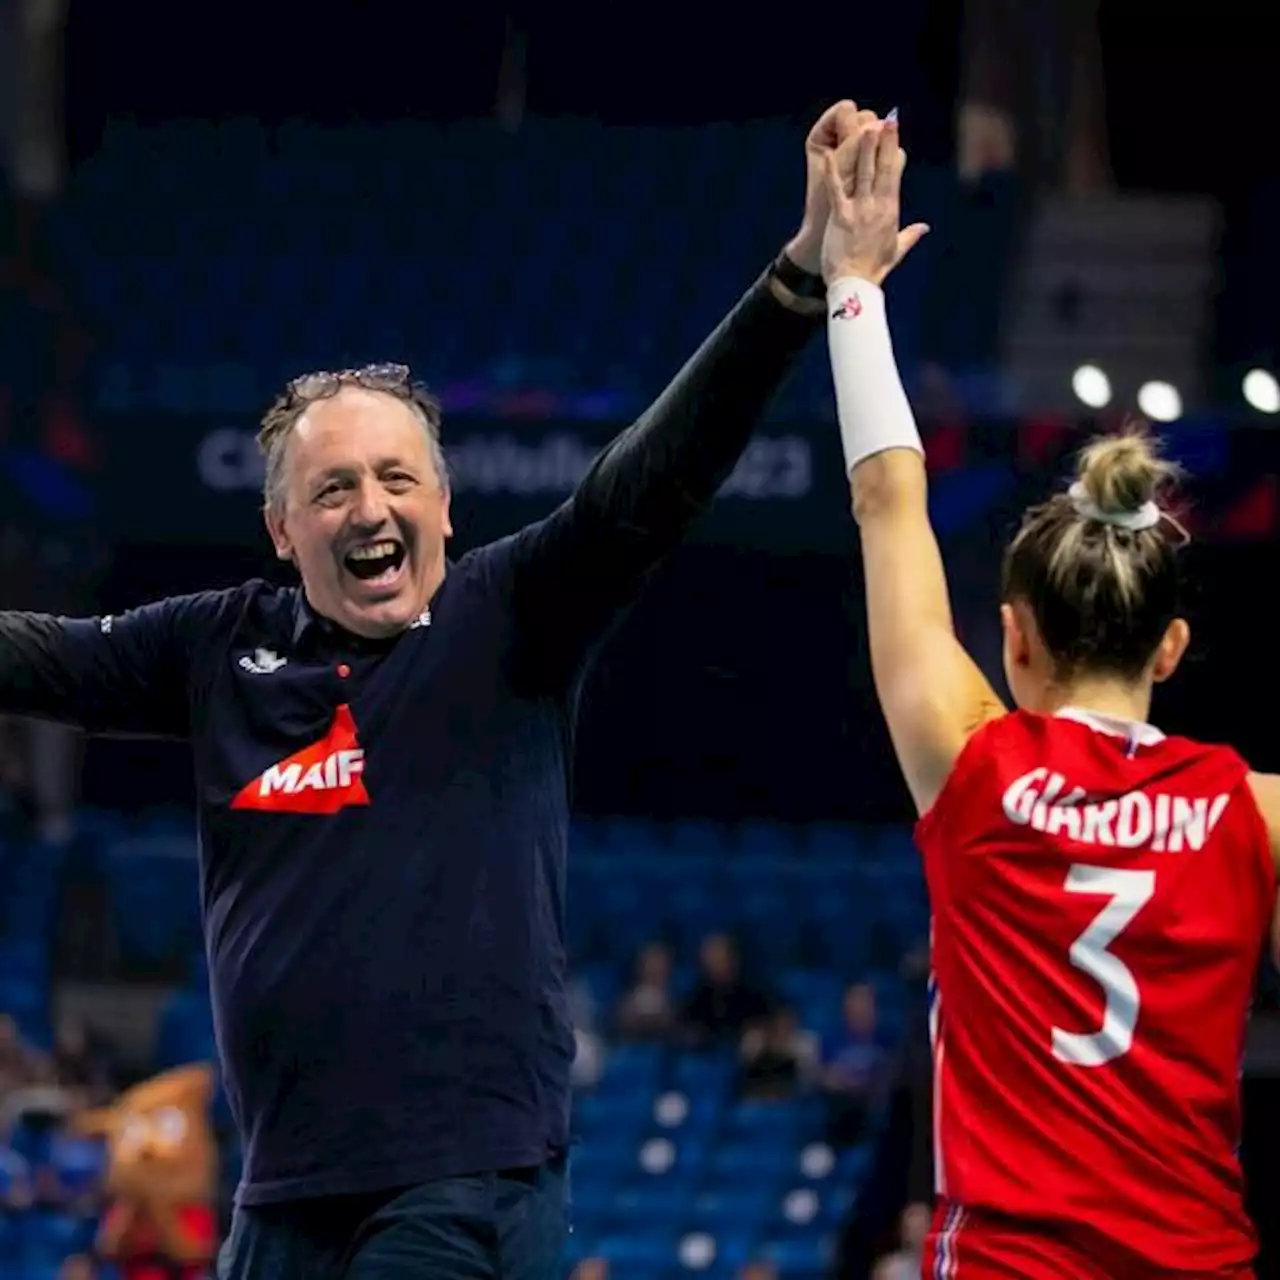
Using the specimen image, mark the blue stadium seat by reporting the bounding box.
[15,1209,92,1265]
[759,1231,834,1275]
[704,1139,793,1186]
[653,1088,720,1139]
[593,1233,675,1271]
[102,836,201,968]
[719,1099,801,1143]
[48,1134,106,1197]
[574,961,623,1018]
[733,821,798,858]
[806,823,872,862]
[0,978,48,1042]
[689,1183,775,1228]
[834,1142,874,1185]
[0,1147,30,1197]
[0,939,48,986]
[44,117,1019,421]
[574,1090,652,1140]
[599,1043,663,1093]
[670,1050,736,1102]
[569,1139,632,1190]
[605,1180,691,1228]
[667,820,728,860]
[733,890,805,969]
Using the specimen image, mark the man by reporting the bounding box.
[0,101,878,1278]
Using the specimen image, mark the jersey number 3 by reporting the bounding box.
[1051,864,1155,1068]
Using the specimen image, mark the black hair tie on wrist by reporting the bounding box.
[769,250,827,302]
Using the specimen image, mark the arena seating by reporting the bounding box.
[40,118,1019,422]
[0,811,928,1278]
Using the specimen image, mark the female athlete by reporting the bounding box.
[820,116,1280,1278]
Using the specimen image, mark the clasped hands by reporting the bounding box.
[787,100,930,292]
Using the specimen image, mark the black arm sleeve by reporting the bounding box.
[506,267,820,681]
[0,592,223,737]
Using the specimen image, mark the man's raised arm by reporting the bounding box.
[0,591,221,738]
[508,102,879,671]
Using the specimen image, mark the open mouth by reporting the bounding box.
[343,539,407,588]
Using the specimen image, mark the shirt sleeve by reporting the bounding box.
[504,266,820,685]
[0,591,227,737]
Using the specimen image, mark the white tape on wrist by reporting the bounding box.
[827,277,923,474]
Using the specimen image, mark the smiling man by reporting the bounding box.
[0,102,880,1279]
[257,367,453,638]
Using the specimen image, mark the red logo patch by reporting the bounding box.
[231,704,369,814]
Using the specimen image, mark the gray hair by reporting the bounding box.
[257,367,449,513]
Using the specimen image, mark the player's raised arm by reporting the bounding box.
[505,103,881,679]
[0,592,222,738]
[822,120,1004,814]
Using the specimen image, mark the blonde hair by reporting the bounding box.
[1002,427,1188,679]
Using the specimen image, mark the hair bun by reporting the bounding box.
[1075,428,1179,517]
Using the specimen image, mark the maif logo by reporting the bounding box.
[231,704,369,814]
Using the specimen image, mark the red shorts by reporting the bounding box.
[923,1200,1254,1280]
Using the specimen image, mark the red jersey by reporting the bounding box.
[915,708,1275,1274]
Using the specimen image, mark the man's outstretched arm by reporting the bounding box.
[0,592,223,737]
[508,101,877,676]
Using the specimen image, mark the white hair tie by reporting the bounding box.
[1068,481,1162,531]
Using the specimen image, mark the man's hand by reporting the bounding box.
[785,101,881,274]
[821,117,930,286]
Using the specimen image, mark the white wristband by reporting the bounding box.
[827,277,923,475]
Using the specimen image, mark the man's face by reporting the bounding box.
[265,387,452,638]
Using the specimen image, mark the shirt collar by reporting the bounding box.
[291,591,321,646]
[1055,706,1165,746]
[290,595,402,654]
[290,564,451,649]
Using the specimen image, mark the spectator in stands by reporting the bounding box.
[614,941,677,1041]
[820,982,887,1147]
[58,1257,98,1280]
[738,1261,778,1280]
[832,987,931,1279]
[738,1006,818,1102]
[0,1142,33,1209]
[0,1011,35,1096]
[681,933,772,1048]
[871,1202,931,1280]
[5,1053,77,1202]
[570,1259,608,1280]
[51,1014,115,1106]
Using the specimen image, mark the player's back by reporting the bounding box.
[915,707,1274,1273]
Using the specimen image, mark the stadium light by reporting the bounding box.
[1071,364,1112,409]
[1243,368,1280,414]
[1137,380,1182,423]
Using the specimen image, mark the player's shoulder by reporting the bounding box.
[163,579,297,651]
[916,712,1025,839]
[945,708,1045,779]
[919,710,1148,834]
[105,580,270,640]
[447,531,542,603]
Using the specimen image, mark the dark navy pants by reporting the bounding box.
[217,1159,568,1280]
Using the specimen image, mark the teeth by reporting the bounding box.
[348,541,399,561]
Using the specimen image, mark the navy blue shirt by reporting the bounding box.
[0,270,817,1202]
